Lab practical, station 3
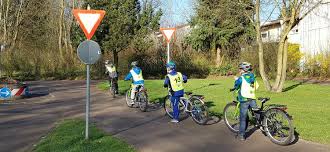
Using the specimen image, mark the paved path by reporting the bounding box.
[0,81,329,152]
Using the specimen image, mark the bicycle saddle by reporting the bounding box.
[185,92,193,95]
[258,97,270,102]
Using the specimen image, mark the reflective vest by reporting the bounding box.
[130,69,144,82]
[106,65,116,73]
[240,76,258,99]
[167,72,184,91]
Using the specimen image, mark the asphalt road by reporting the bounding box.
[0,80,329,152]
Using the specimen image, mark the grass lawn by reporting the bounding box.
[33,120,136,152]
[98,78,330,145]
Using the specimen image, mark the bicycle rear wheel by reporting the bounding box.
[190,97,209,125]
[223,102,240,133]
[163,96,185,119]
[138,91,148,112]
[110,86,115,98]
[263,108,294,146]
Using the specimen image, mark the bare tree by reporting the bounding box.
[239,0,329,92]
[0,0,25,52]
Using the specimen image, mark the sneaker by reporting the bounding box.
[238,135,245,141]
[170,119,179,123]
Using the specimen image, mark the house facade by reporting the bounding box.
[260,2,330,55]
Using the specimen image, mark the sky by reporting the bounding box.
[159,0,280,27]
[160,0,195,27]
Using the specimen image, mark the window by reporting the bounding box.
[261,33,267,38]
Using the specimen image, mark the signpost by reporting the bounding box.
[73,7,105,139]
[160,28,176,63]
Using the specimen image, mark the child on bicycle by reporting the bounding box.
[105,60,119,94]
[231,62,259,141]
[163,61,188,123]
[124,61,144,105]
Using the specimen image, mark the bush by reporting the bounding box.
[116,47,212,79]
[210,64,236,76]
[287,44,303,78]
[302,52,330,78]
[240,43,303,79]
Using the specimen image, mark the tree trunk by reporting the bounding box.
[3,0,9,43]
[11,0,24,50]
[272,38,285,91]
[58,0,64,64]
[113,50,118,69]
[276,38,288,92]
[255,0,271,91]
[216,47,221,67]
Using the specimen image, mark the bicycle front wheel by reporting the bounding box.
[125,90,133,108]
[223,102,240,133]
[163,95,174,118]
[263,108,294,146]
[190,97,209,125]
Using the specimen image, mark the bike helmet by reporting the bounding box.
[239,62,252,72]
[131,61,138,67]
[166,61,176,70]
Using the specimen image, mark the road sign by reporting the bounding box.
[73,9,105,40]
[160,28,176,63]
[0,87,11,99]
[77,40,102,65]
[74,7,105,140]
[160,28,176,43]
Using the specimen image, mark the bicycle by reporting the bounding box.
[108,77,117,98]
[163,91,209,125]
[223,89,294,145]
[125,84,148,112]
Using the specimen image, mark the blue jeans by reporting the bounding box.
[171,96,181,121]
[239,99,257,136]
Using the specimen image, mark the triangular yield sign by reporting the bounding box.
[73,9,106,40]
[160,28,176,43]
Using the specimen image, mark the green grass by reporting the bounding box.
[98,78,330,145]
[33,120,136,152]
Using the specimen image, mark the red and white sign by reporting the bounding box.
[73,9,106,40]
[160,28,176,43]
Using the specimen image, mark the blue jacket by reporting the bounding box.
[233,72,255,102]
[124,67,144,85]
[164,70,188,97]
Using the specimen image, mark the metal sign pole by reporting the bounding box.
[167,42,170,63]
[86,64,90,139]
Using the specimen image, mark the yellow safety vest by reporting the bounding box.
[167,72,184,91]
[106,65,116,73]
[240,76,259,99]
[130,69,144,82]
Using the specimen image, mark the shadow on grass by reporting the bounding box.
[189,83,222,92]
[203,101,222,125]
[205,101,217,108]
[283,82,304,92]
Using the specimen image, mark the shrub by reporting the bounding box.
[302,52,330,78]
[240,43,303,79]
